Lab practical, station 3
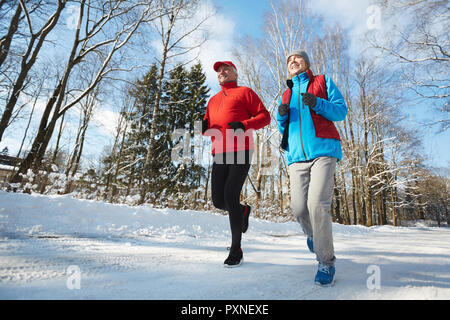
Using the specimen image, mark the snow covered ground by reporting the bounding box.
[0,190,449,300]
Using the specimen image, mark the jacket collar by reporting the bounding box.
[291,70,312,86]
[220,81,238,90]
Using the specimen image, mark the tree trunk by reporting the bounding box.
[139,11,175,204]
[340,169,351,225]
[51,112,65,165]
[391,185,398,226]
[365,172,373,227]
[354,169,364,225]
[446,204,449,226]
[333,173,342,223]
[278,159,284,216]
[104,109,128,199]
[0,2,22,69]
[10,73,66,183]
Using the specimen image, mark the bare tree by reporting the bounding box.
[63,84,101,194]
[9,63,48,179]
[102,93,134,201]
[369,0,449,131]
[11,0,161,183]
[139,0,211,204]
[349,55,426,226]
[0,1,22,69]
[0,0,67,141]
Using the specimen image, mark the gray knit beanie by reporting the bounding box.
[286,50,310,67]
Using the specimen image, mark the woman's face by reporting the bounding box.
[287,55,308,76]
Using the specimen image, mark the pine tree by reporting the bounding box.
[125,64,160,195]
[100,62,210,206]
[184,62,210,190]
[101,65,161,199]
[160,63,210,205]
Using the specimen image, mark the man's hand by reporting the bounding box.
[301,92,317,108]
[278,103,289,116]
[228,121,245,133]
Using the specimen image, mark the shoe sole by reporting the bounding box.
[223,257,243,268]
[314,279,335,287]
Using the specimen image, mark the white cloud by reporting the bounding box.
[311,0,371,30]
[91,108,120,137]
[309,0,373,55]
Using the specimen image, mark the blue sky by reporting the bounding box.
[212,0,271,38]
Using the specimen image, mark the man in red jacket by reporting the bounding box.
[202,61,270,267]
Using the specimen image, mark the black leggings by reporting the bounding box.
[211,152,251,250]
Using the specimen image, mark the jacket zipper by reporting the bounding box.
[220,89,227,110]
[298,88,308,160]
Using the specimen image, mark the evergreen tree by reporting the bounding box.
[101,65,161,198]
[126,64,161,195]
[184,62,210,189]
[100,62,210,206]
[162,63,209,195]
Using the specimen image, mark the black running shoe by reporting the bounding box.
[242,205,251,233]
[224,248,243,268]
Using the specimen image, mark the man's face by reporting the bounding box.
[287,55,308,76]
[217,64,237,84]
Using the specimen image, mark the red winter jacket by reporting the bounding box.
[203,81,270,155]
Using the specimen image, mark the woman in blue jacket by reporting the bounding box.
[277,50,347,286]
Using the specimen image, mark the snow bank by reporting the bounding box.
[0,191,231,240]
[1,190,449,300]
[0,190,376,239]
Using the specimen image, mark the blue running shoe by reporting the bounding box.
[307,236,314,253]
[315,263,335,287]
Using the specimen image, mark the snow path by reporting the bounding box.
[0,191,449,299]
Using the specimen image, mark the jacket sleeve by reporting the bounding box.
[312,75,347,122]
[241,88,271,130]
[276,97,288,135]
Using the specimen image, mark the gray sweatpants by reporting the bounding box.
[288,156,336,266]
